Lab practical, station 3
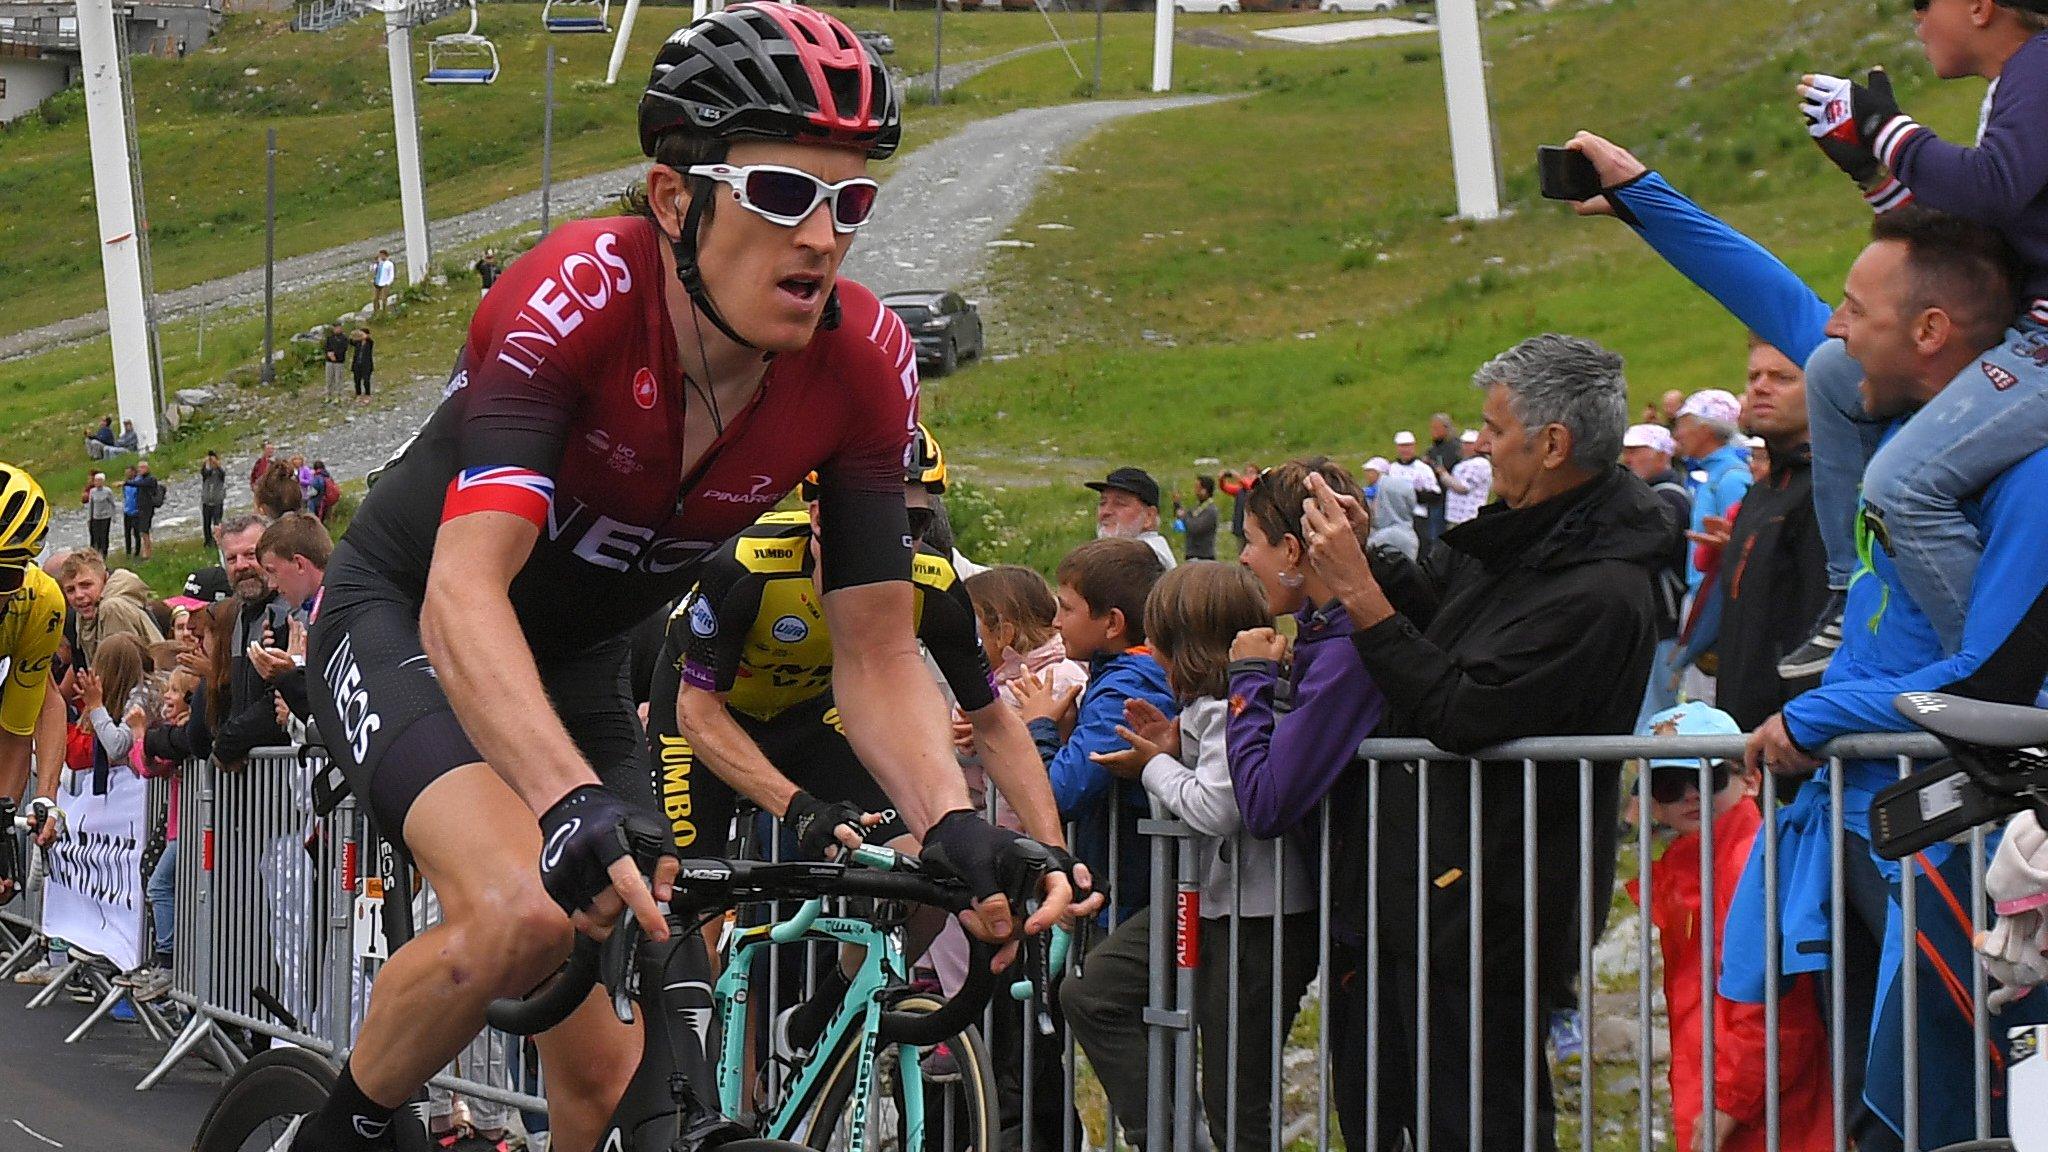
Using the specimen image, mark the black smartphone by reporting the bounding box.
[1537,145,1603,202]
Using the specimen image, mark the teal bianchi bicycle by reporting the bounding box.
[193,836,1055,1152]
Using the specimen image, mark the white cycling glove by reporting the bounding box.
[1978,810,2048,1012]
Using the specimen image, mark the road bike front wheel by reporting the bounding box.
[192,1046,433,1152]
[802,993,995,1152]
[192,1047,334,1152]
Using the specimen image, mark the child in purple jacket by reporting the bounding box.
[1788,0,2048,668]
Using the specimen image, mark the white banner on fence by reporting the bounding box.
[42,767,148,971]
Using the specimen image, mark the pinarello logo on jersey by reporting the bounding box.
[702,474,783,506]
[633,367,658,410]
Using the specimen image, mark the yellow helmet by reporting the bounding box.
[906,422,946,494]
[0,462,50,566]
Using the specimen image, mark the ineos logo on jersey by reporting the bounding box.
[542,818,581,870]
[322,634,383,762]
[632,367,658,410]
[494,232,636,380]
[545,499,719,575]
[353,1117,390,1139]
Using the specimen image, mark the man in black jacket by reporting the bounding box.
[209,514,291,769]
[322,325,350,403]
[1700,340,1830,730]
[1303,334,1665,1152]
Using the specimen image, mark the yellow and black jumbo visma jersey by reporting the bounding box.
[0,566,66,738]
[667,510,997,724]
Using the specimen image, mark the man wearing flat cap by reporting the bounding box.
[1087,467,1177,570]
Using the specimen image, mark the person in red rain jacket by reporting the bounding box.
[1629,702,1831,1152]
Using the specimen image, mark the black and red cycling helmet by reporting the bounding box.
[640,2,901,161]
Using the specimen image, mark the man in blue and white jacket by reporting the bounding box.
[1571,136,2048,1146]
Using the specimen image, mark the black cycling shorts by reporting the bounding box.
[309,546,656,847]
[645,662,907,857]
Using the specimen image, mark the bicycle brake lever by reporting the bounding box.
[603,910,642,1026]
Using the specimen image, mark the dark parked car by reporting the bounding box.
[882,290,983,377]
[857,28,894,54]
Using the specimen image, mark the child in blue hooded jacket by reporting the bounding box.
[1015,536,1177,924]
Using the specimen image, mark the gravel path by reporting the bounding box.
[0,42,1064,365]
[44,93,1225,551]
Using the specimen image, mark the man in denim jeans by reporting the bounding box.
[1783,0,2048,676]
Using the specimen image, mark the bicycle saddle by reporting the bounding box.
[1896,691,2048,751]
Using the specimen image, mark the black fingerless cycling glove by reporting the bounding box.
[537,785,674,915]
[920,808,1047,904]
[783,790,868,861]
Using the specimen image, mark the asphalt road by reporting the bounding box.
[0,979,224,1150]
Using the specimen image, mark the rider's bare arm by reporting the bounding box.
[674,683,802,817]
[0,732,27,813]
[963,701,1066,848]
[421,511,602,814]
[821,581,973,837]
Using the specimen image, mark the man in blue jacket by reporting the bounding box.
[1570,129,2048,1148]
[1731,211,2048,1146]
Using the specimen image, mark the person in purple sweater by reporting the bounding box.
[1783,0,2048,671]
[1223,459,1433,1149]
[1224,459,1399,843]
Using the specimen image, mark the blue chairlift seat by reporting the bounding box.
[542,0,609,33]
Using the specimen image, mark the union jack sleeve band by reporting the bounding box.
[1863,177,1913,214]
[443,466,556,527]
[1874,115,1922,171]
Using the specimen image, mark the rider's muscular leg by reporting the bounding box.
[348,764,577,1106]
[531,983,643,1148]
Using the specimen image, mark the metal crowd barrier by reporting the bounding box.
[1114,730,2044,1152]
[19,731,2037,1152]
[141,749,548,1117]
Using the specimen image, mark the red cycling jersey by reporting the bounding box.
[335,215,921,660]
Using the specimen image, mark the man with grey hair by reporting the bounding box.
[1298,332,1672,1152]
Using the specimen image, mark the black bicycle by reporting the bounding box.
[191,829,1020,1152]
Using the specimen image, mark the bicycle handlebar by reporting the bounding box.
[486,853,1010,1039]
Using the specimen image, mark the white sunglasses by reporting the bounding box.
[686,163,881,234]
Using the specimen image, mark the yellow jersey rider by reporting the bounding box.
[646,424,1066,863]
[0,463,70,902]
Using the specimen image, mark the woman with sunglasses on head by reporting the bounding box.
[1627,702,1830,1152]
[296,9,1096,1150]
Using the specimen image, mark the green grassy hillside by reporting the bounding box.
[928,0,1988,569]
[0,3,1324,337]
[5,0,1990,587]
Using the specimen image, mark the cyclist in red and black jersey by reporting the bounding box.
[298,7,1094,1150]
